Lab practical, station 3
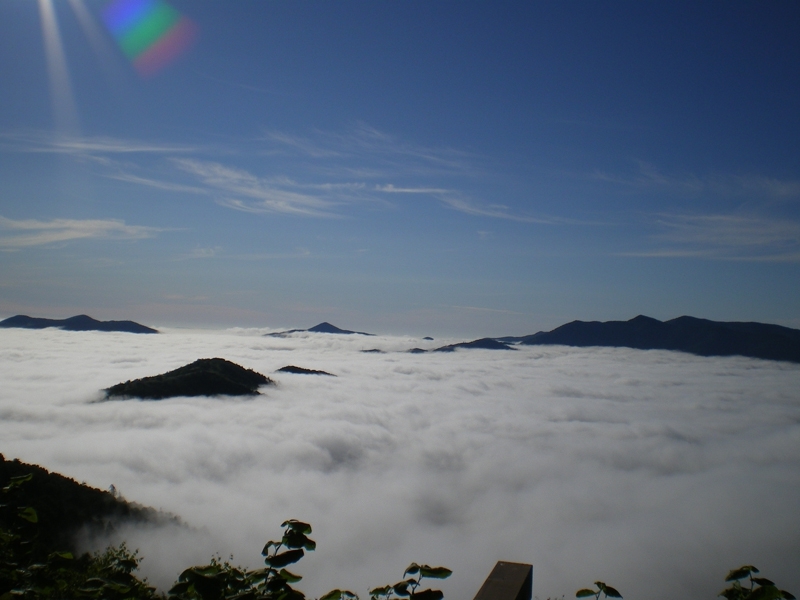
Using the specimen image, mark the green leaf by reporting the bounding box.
[48,551,74,560]
[282,520,312,535]
[265,549,304,569]
[404,564,420,576]
[603,586,622,598]
[17,507,37,523]
[577,590,598,598]
[369,585,392,597]
[727,567,758,582]
[719,586,744,600]
[2,474,33,492]
[748,586,784,600]
[320,590,357,600]
[168,580,191,595]
[0,531,17,543]
[192,565,222,577]
[419,567,452,580]
[283,531,317,551]
[263,541,281,556]
[780,591,796,600]
[754,579,776,587]
[393,582,411,597]
[279,569,303,583]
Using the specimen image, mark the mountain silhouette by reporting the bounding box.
[266,322,374,336]
[105,358,273,400]
[434,338,516,352]
[277,365,336,376]
[0,314,157,334]
[513,315,800,363]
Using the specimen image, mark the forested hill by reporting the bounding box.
[0,454,168,557]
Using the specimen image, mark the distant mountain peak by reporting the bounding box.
[266,322,374,337]
[0,314,158,334]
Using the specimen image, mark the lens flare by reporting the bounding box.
[37,0,80,134]
[102,0,198,78]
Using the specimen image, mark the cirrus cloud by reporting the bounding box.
[0,215,161,249]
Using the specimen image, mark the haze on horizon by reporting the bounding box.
[0,1,799,337]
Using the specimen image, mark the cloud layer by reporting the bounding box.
[0,328,798,599]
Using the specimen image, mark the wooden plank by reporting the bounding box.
[472,561,533,600]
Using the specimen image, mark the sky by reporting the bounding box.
[1,1,799,336]
[1,328,798,599]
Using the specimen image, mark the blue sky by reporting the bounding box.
[1,1,799,336]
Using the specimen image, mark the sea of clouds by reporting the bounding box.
[0,326,798,600]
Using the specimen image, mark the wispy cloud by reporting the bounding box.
[265,123,475,175]
[108,173,209,195]
[178,246,223,260]
[628,213,800,262]
[173,159,342,217]
[0,215,160,249]
[593,161,800,200]
[0,132,198,155]
[438,195,556,224]
[375,184,450,194]
[4,128,554,225]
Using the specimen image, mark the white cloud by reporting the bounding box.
[0,132,198,155]
[0,215,160,249]
[108,173,209,195]
[628,213,800,262]
[174,159,341,217]
[437,195,555,223]
[0,329,798,600]
[375,184,450,194]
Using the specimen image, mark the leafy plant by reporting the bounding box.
[369,563,452,600]
[576,581,622,599]
[1,472,157,600]
[718,565,795,600]
[168,519,359,600]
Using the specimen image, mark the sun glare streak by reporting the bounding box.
[37,0,80,135]
[66,0,129,93]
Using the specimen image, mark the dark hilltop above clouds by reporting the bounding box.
[277,365,336,376]
[0,314,158,334]
[496,315,800,363]
[105,358,273,400]
[266,321,374,337]
[403,315,800,363]
[430,338,516,352]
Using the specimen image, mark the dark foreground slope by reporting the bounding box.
[517,315,800,363]
[0,314,157,334]
[0,454,165,556]
[105,358,273,399]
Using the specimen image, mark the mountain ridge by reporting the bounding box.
[498,315,800,363]
[266,321,374,337]
[0,314,158,334]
